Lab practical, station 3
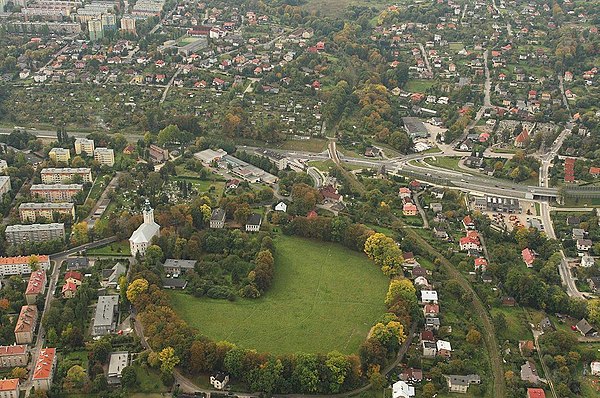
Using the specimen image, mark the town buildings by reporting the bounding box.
[92,295,119,336]
[163,259,196,276]
[5,223,65,245]
[107,352,129,385]
[30,184,83,202]
[41,168,92,183]
[48,148,71,163]
[0,379,19,398]
[25,270,46,304]
[0,177,11,198]
[0,255,50,276]
[32,348,57,391]
[14,305,38,344]
[74,138,95,155]
[129,201,160,256]
[0,345,28,368]
[93,147,115,166]
[210,208,226,228]
[19,202,75,222]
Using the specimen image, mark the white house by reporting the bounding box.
[245,213,262,232]
[210,372,229,389]
[392,380,415,398]
[275,202,287,212]
[591,361,600,376]
[421,290,438,304]
[577,239,593,251]
[129,201,160,256]
[582,255,595,267]
[437,339,452,357]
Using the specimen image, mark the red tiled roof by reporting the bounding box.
[0,379,19,392]
[61,281,77,294]
[25,271,46,295]
[0,345,26,356]
[527,388,546,398]
[522,248,535,265]
[14,305,37,333]
[64,270,82,282]
[32,348,56,380]
[0,255,49,266]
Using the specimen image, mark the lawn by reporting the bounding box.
[86,240,131,256]
[169,235,389,355]
[277,138,328,153]
[308,160,336,172]
[490,306,532,342]
[405,79,435,93]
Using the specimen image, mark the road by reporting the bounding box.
[160,65,183,105]
[417,43,432,76]
[84,172,121,228]
[532,328,558,398]
[413,191,429,229]
[307,167,324,188]
[0,127,145,142]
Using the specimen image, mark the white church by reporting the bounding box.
[129,200,160,257]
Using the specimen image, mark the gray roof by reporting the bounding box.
[163,278,188,289]
[246,213,262,226]
[446,374,480,386]
[577,318,595,335]
[93,295,119,328]
[108,351,129,379]
[163,259,196,270]
[210,208,226,221]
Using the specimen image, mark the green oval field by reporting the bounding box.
[168,235,390,355]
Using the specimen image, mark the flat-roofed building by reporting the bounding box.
[74,138,95,155]
[92,295,119,336]
[41,168,92,184]
[30,184,83,202]
[0,345,28,368]
[93,147,115,166]
[0,378,19,398]
[163,259,195,276]
[0,177,10,198]
[48,148,70,163]
[14,305,38,344]
[0,255,50,276]
[5,223,65,245]
[19,202,75,223]
[107,351,129,384]
[32,348,56,391]
[25,271,46,305]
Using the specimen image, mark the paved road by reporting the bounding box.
[84,172,121,228]
[0,127,145,142]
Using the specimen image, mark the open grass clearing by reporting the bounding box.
[405,79,435,93]
[169,235,389,355]
[86,240,131,256]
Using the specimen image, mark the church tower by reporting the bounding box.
[143,199,154,224]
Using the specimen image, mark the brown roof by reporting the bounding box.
[25,271,46,295]
[32,348,56,380]
[14,305,38,333]
[0,379,19,391]
[0,345,27,356]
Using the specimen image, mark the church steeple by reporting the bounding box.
[143,199,154,224]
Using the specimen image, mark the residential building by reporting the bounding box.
[102,263,126,288]
[0,177,10,198]
[403,203,417,216]
[275,202,287,212]
[74,138,95,155]
[522,248,536,267]
[0,160,7,174]
[65,258,89,270]
[527,388,546,398]
[92,295,119,336]
[402,117,429,138]
[591,361,600,376]
[521,360,540,384]
[30,184,83,202]
[120,15,136,34]
[437,340,452,358]
[0,379,19,398]
[245,213,262,232]
[444,375,480,394]
[425,317,440,331]
[5,223,65,245]
[0,255,50,276]
[163,259,196,276]
[422,341,437,357]
[582,255,595,268]
[210,208,226,229]
[62,282,78,299]
[107,352,129,384]
[459,234,481,251]
[32,348,56,391]
[14,305,38,344]
[210,372,229,390]
[392,380,415,398]
[48,148,71,163]
[19,202,75,223]
[25,271,46,305]
[93,148,115,166]
[572,228,586,240]
[88,18,104,41]
[149,145,169,163]
[577,239,593,251]
[0,345,28,368]
[129,201,160,257]
[576,318,597,337]
[41,168,92,184]
[421,290,438,304]
[462,215,475,230]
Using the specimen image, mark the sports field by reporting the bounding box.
[168,235,389,355]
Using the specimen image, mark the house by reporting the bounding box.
[320,185,342,203]
[65,258,89,270]
[275,202,287,212]
[107,352,129,385]
[62,281,78,299]
[25,271,46,305]
[527,388,546,398]
[425,317,440,331]
[421,290,438,304]
[591,361,600,376]
[129,201,160,257]
[412,266,427,278]
[423,304,439,317]
[414,276,429,287]
[589,277,600,293]
[32,348,56,391]
[163,278,188,289]
[539,317,555,331]
[403,203,418,216]
[400,368,423,383]
[0,379,19,398]
[92,295,119,336]
[210,372,229,389]
[437,340,452,358]
[459,235,481,252]
[245,213,262,232]
[398,187,411,199]
[576,318,597,337]
[64,270,82,287]
[519,340,535,356]
[566,216,580,226]
[433,227,449,240]
[444,375,480,394]
[521,360,540,384]
[572,228,586,240]
[430,203,442,213]
[462,215,475,230]
[422,341,437,357]
[502,296,516,307]
[391,380,415,398]
[522,248,536,267]
[421,330,434,343]
[210,208,226,229]
[163,259,196,276]
[102,263,126,288]
[474,257,488,271]
[590,167,600,177]
[577,239,593,251]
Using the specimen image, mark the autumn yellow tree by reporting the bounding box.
[126,278,149,302]
[364,233,403,275]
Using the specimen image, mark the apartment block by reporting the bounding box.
[0,345,28,368]
[48,148,70,163]
[25,271,46,305]
[0,255,50,277]
[41,168,92,184]
[30,184,83,202]
[0,177,11,198]
[14,305,38,344]
[5,223,65,245]
[74,138,95,155]
[0,379,19,398]
[93,147,115,166]
[32,348,56,391]
[19,202,75,223]
[93,295,119,336]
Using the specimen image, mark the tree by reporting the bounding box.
[369,368,384,390]
[121,366,137,388]
[70,222,89,246]
[64,365,87,389]
[587,299,600,328]
[385,278,416,307]
[89,339,112,363]
[126,278,149,302]
[325,351,350,393]
[422,382,437,398]
[91,374,108,393]
[158,347,180,373]
[466,329,482,345]
[364,233,403,275]
[10,367,27,380]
